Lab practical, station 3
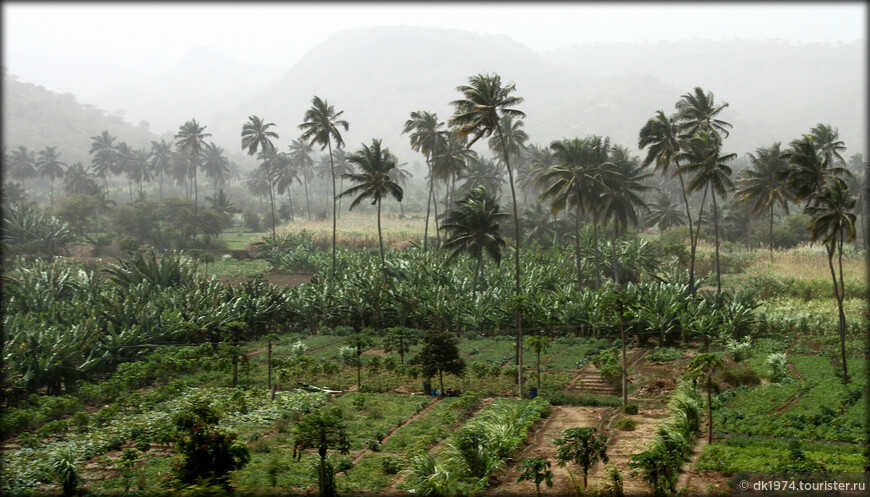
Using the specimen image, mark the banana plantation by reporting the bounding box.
[2,75,867,496]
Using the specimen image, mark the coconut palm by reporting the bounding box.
[150,139,173,200]
[676,130,736,292]
[735,143,793,257]
[175,119,211,213]
[245,167,272,215]
[332,148,354,217]
[63,163,100,196]
[255,148,286,236]
[518,143,552,205]
[403,110,449,249]
[639,110,697,291]
[440,186,508,300]
[275,152,300,222]
[806,181,856,385]
[202,142,231,195]
[675,87,732,142]
[242,115,279,156]
[601,146,651,285]
[392,161,413,217]
[460,155,503,198]
[487,114,528,171]
[206,189,240,229]
[337,139,403,271]
[810,123,847,167]
[112,141,135,203]
[783,134,851,208]
[288,138,315,220]
[8,146,36,192]
[169,150,193,196]
[432,133,473,211]
[299,96,349,279]
[36,146,67,209]
[645,190,686,231]
[89,131,117,195]
[125,148,153,200]
[450,73,526,397]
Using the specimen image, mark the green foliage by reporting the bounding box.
[623,404,639,415]
[614,417,637,431]
[49,447,79,497]
[554,427,608,489]
[697,437,865,473]
[644,347,684,363]
[517,456,553,496]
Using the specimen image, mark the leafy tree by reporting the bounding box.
[554,426,609,490]
[686,353,724,443]
[676,130,736,292]
[420,329,466,394]
[517,456,553,497]
[806,181,856,384]
[440,186,508,299]
[451,72,526,399]
[299,96,349,279]
[645,190,686,231]
[111,200,161,246]
[345,333,374,389]
[206,189,241,229]
[523,334,551,391]
[337,139,404,270]
[55,193,102,242]
[382,327,419,365]
[736,142,793,257]
[172,399,250,489]
[403,110,448,249]
[292,412,350,497]
[63,162,100,196]
[36,146,66,209]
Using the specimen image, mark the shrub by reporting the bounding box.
[725,338,753,362]
[50,447,79,497]
[382,456,403,475]
[720,367,760,387]
[614,417,637,431]
[624,404,639,415]
[766,352,790,383]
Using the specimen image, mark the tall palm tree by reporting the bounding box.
[89,131,117,196]
[63,163,100,196]
[206,189,240,230]
[675,87,732,142]
[431,133,473,212]
[202,142,231,195]
[332,148,354,217]
[337,139,403,271]
[639,110,697,291]
[150,139,173,200]
[735,143,793,258]
[113,141,135,203]
[403,110,448,249]
[518,143,552,205]
[645,190,686,231]
[275,151,301,222]
[8,146,36,191]
[601,146,651,285]
[676,130,736,292]
[392,161,413,217]
[288,138,315,220]
[806,181,856,385]
[299,96,349,279]
[255,148,286,236]
[125,148,153,200]
[440,186,509,300]
[450,73,526,398]
[810,123,847,168]
[241,115,279,157]
[36,146,66,209]
[245,167,272,217]
[460,155,503,197]
[175,119,211,213]
[169,150,193,197]
[783,134,851,208]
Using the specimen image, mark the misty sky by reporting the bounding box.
[3,1,866,100]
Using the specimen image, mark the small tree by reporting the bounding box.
[523,334,551,391]
[346,333,373,389]
[293,412,350,497]
[420,329,466,394]
[50,447,79,497]
[686,352,724,444]
[517,456,554,497]
[382,326,420,365]
[554,427,609,490]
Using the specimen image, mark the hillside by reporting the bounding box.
[2,72,162,166]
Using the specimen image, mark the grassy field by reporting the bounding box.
[271,213,427,250]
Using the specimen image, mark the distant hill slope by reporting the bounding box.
[206,26,865,166]
[2,73,161,166]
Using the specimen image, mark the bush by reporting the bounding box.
[624,404,639,415]
[720,367,760,387]
[614,417,637,431]
[548,391,622,407]
[382,456,403,475]
[766,352,790,383]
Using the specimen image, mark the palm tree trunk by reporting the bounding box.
[287,190,295,222]
[592,217,601,289]
[129,180,133,204]
[377,198,385,271]
[676,170,696,293]
[268,181,277,237]
[473,253,482,301]
[338,177,344,219]
[707,374,714,444]
[831,241,849,384]
[769,205,774,260]
[327,140,337,279]
[496,124,523,400]
[689,184,709,295]
[712,191,721,292]
[49,179,54,209]
[159,169,164,200]
[304,177,311,220]
[574,205,583,288]
[423,157,434,251]
[433,184,441,247]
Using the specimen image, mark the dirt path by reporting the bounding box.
[674,420,731,494]
[484,405,608,496]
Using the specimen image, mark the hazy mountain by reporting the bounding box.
[90,46,285,135]
[2,73,161,166]
[205,26,865,169]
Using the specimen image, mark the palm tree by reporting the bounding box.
[783,134,851,208]
[337,139,403,271]
[639,110,697,291]
[332,148,354,217]
[245,167,272,216]
[676,130,736,292]
[275,151,301,222]
[810,123,847,167]
[206,190,240,230]
[8,146,36,192]
[392,161,413,217]
[735,143,793,257]
[299,96,349,279]
[806,181,856,385]
[63,163,100,196]
[601,146,651,285]
[675,87,732,142]
[403,110,448,249]
[125,148,153,200]
[518,143,552,205]
[175,119,211,213]
[440,186,508,300]
[202,142,231,195]
[645,190,686,231]
[460,155,503,197]
[450,73,526,398]
[241,115,279,157]
[89,131,117,195]
[431,133,473,212]
[36,146,66,209]
[488,115,528,197]
[169,150,193,197]
[288,138,315,220]
[150,140,172,200]
[113,141,135,203]
[255,148,285,236]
